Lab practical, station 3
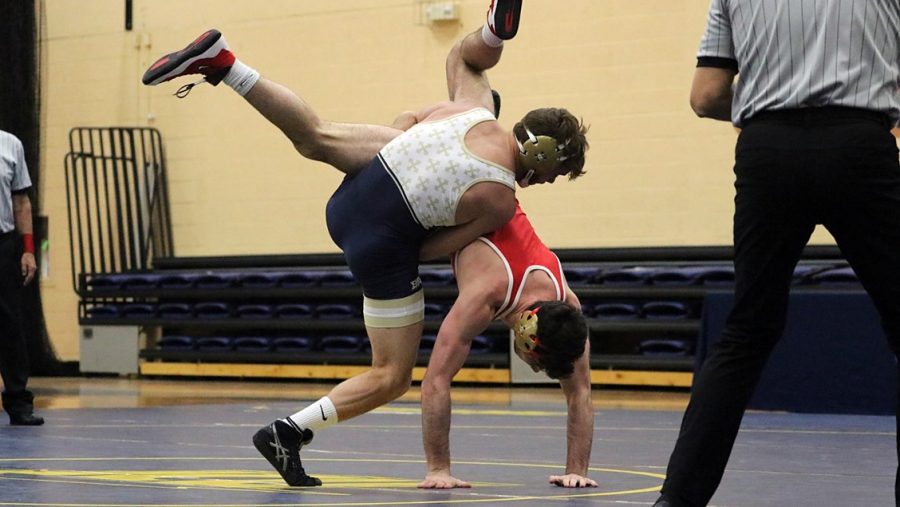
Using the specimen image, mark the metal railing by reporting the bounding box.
[65,127,173,293]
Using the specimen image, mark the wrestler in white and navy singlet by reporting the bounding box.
[326,107,515,302]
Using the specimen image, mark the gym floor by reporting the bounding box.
[0,377,893,506]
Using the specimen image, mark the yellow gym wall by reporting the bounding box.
[39,0,900,361]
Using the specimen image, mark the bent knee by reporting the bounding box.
[291,122,330,162]
[388,371,413,399]
[293,139,328,162]
[370,366,413,400]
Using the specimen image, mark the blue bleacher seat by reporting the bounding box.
[320,335,363,352]
[593,266,658,285]
[157,303,193,319]
[195,273,239,289]
[314,304,358,320]
[238,272,283,289]
[193,302,231,319]
[86,273,159,292]
[638,339,693,356]
[640,301,691,320]
[121,303,157,318]
[195,336,233,351]
[424,304,448,321]
[272,336,314,352]
[564,267,601,286]
[810,265,858,285]
[420,268,455,285]
[278,272,320,288]
[696,265,735,285]
[792,264,828,285]
[122,274,161,291]
[469,335,493,353]
[86,274,128,292]
[236,304,274,319]
[85,304,120,318]
[317,270,357,287]
[157,335,195,351]
[649,267,699,286]
[233,336,272,352]
[274,303,314,319]
[158,273,199,289]
[419,334,438,350]
[590,302,641,319]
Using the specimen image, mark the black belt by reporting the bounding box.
[748,106,892,129]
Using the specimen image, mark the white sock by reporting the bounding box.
[481,23,504,48]
[288,396,338,434]
[223,59,260,96]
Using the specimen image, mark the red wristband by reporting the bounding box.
[22,234,34,254]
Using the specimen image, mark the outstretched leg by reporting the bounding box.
[242,78,402,174]
[444,1,520,114]
[143,29,402,175]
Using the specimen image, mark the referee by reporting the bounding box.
[0,129,42,426]
[655,1,899,506]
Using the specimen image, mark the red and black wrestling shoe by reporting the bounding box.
[142,29,234,89]
[486,0,522,40]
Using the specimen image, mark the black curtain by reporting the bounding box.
[0,0,67,375]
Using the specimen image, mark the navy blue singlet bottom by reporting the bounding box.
[325,156,429,300]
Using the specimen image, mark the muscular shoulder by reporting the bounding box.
[420,100,486,122]
[456,239,511,309]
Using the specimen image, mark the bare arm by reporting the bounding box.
[420,194,514,261]
[554,341,594,484]
[549,287,596,487]
[420,218,503,262]
[690,67,738,122]
[13,193,36,286]
[418,289,496,489]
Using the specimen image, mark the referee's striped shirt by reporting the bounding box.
[698,0,900,127]
[0,130,32,234]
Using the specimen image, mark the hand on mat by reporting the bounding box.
[549,473,598,488]
[418,471,472,489]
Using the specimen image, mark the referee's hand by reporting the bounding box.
[21,252,36,286]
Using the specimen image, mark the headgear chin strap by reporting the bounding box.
[513,307,541,354]
[516,125,570,178]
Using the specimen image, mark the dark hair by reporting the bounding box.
[513,108,589,179]
[530,300,587,379]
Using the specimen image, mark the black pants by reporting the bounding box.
[0,231,34,414]
[661,108,900,506]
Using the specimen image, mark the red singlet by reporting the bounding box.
[453,203,567,319]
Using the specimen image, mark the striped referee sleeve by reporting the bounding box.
[697,0,738,70]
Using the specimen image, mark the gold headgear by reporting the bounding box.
[516,125,570,174]
[513,307,541,353]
